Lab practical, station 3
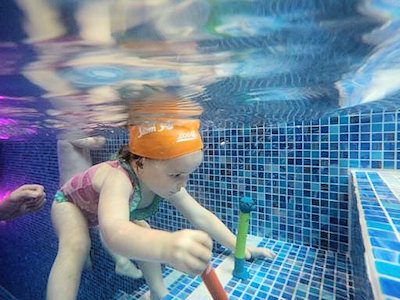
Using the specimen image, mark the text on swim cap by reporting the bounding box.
[138,122,174,138]
[176,130,198,142]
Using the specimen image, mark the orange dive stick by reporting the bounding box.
[201,265,229,300]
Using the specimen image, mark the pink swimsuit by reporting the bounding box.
[60,160,129,227]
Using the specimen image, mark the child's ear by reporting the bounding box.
[134,157,146,171]
[140,157,146,166]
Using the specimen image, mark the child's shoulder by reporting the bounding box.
[97,160,131,177]
[91,160,119,172]
[92,160,131,190]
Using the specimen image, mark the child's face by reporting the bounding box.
[140,150,203,198]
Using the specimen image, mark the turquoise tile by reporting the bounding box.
[371,238,400,252]
[372,249,397,263]
[367,216,390,223]
[366,221,393,231]
[376,261,400,279]
[330,126,339,134]
[295,290,306,297]
[371,152,382,159]
[383,203,400,210]
[322,292,334,300]
[391,211,400,218]
[368,229,397,240]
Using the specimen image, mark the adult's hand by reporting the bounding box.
[0,184,46,221]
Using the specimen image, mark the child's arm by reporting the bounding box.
[97,168,213,275]
[169,188,275,260]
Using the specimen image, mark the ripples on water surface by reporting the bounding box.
[1,0,400,140]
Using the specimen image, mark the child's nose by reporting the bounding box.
[178,176,189,189]
[178,181,187,189]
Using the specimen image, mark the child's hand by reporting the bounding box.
[166,229,213,276]
[245,246,276,261]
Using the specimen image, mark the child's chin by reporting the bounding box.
[166,191,177,198]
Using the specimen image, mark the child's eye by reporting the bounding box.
[170,174,181,178]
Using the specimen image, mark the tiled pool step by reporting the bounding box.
[351,170,400,300]
[114,235,354,300]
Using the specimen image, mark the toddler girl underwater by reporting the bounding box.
[47,118,275,300]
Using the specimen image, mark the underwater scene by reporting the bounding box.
[1,0,400,299]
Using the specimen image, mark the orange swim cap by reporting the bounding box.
[129,119,203,160]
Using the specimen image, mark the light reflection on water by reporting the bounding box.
[0,0,400,140]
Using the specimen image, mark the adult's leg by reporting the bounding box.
[57,136,106,186]
[47,202,91,300]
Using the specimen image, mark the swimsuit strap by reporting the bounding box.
[118,159,162,221]
[118,158,140,189]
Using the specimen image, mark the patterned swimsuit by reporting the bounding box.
[54,159,162,227]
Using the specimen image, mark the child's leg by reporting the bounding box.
[136,261,169,300]
[47,201,91,300]
[133,220,169,300]
[99,231,143,279]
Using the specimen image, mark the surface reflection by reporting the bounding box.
[0,0,399,139]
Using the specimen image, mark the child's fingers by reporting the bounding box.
[190,243,212,265]
[245,249,252,260]
[251,247,275,258]
[249,247,276,260]
[263,248,276,259]
[183,254,209,276]
[192,231,213,250]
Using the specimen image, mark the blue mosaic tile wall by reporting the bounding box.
[0,136,59,300]
[147,109,400,255]
[0,107,399,298]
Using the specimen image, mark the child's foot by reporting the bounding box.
[115,260,143,279]
[150,288,169,300]
[70,136,106,150]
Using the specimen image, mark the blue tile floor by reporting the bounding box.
[114,236,355,300]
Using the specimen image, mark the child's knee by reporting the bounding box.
[60,236,91,257]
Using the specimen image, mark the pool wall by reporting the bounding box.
[0,107,400,299]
